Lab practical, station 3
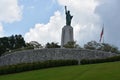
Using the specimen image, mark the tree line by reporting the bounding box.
[0,35,120,56]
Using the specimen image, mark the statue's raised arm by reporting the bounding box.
[65,6,67,14]
[64,6,73,26]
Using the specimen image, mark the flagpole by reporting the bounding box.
[103,35,104,43]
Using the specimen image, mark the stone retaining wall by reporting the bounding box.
[0,48,119,66]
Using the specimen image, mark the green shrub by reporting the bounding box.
[0,60,78,75]
[80,55,120,65]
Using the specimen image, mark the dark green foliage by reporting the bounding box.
[0,60,78,75]
[101,43,120,53]
[45,42,60,48]
[29,41,42,48]
[80,56,120,65]
[84,41,120,54]
[14,35,26,49]
[0,35,26,56]
[84,41,99,50]
[63,41,80,48]
[25,43,34,49]
[0,46,6,55]
[0,62,120,80]
[25,41,42,49]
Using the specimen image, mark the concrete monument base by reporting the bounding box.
[61,25,74,48]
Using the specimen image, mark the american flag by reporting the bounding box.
[99,26,104,43]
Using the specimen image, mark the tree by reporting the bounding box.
[0,37,9,55]
[9,35,15,49]
[102,43,119,53]
[84,41,120,54]
[84,41,102,50]
[45,42,60,48]
[0,35,26,56]
[29,41,43,49]
[0,46,6,56]
[14,35,26,49]
[63,41,80,48]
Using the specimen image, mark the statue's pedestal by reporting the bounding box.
[61,25,74,48]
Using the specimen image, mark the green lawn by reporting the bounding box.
[0,62,120,80]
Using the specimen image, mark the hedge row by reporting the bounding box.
[0,60,78,75]
[80,55,120,65]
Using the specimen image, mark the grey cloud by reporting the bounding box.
[95,0,120,48]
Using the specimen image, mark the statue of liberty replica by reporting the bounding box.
[65,6,73,26]
[61,6,74,48]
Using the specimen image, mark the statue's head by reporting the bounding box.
[68,11,70,14]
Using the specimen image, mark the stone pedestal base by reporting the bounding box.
[61,25,74,48]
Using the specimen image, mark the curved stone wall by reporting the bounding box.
[0,48,119,66]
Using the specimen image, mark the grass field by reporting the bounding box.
[0,62,120,80]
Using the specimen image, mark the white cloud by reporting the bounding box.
[25,11,64,45]
[0,0,22,36]
[25,0,101,46]
[0,0,22,23]
[0,23,4,37]
[0,23,3,32]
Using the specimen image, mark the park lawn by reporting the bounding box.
[0,61,120,80]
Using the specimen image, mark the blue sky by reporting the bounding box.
[3,0,61,36]
[0,0,120,49]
